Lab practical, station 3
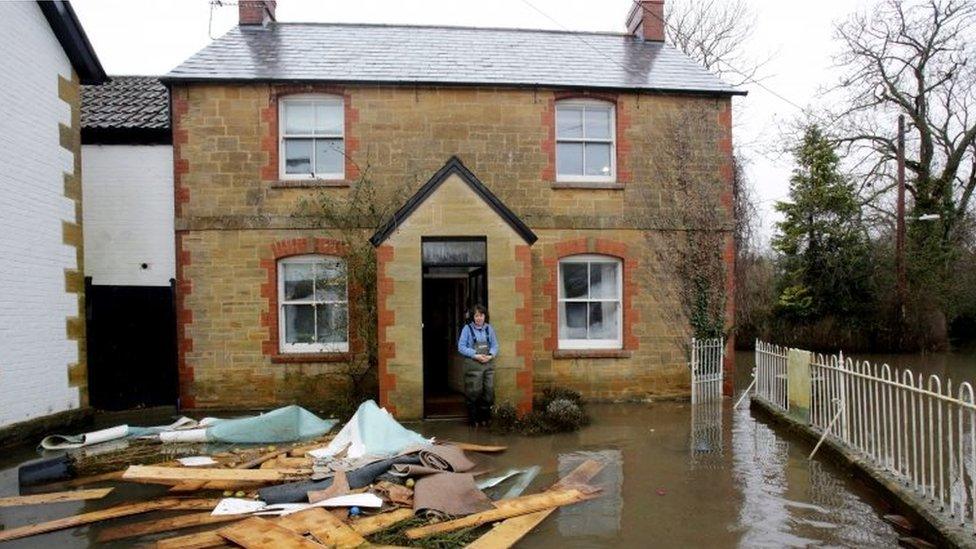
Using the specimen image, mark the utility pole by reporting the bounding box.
[896,115,907,323]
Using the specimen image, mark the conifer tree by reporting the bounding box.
[773,125,871,319]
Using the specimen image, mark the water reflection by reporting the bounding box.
[690,398,723,469]
[557,450,623,538]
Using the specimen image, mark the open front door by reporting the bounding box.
[421,238,487,418]
[467,265,486,311]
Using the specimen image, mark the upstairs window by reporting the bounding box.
[279,95,344,180]
[558,255,622,349]
[278,255,348,353]
[555,100,615,182]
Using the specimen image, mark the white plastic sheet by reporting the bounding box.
[40,425,129,450]
[212,498,267,516]
[178,456,219,467]
[159,428,210,443]
[308,400,430,460]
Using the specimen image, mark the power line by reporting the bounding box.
[629,0,836,129]
[519,0,643,78]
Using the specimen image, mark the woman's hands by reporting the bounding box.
[473,354,493,364]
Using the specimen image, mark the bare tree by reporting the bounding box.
[665,0,767,86]
[831,0,976,242]
[827,0,976,344]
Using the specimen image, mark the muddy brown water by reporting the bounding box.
[7,351,970,547]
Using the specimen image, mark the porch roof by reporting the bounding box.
[369,157,538,246]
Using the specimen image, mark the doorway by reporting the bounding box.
[85,278,178,410]
[421,237,487,418]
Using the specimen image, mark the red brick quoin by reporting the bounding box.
[540,91,632,183]
[260,84,361,182]
[718,99,736,396]
[171,89,190,218]
[175,232,195,408]
[173,87,194,408]
[260,237,358,362]
[514,244,534,415]
[375,245,397,416]
[542,238,640,353]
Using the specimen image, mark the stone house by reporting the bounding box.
[165,0,742,419]
[0,0,106,438]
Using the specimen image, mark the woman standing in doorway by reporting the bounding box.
[457,304,498,426]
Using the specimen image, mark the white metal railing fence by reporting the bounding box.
[754,340,788,411]
[810,353,976,532]
[690,337,724,404]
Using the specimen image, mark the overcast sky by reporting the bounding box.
[69,0,878,246]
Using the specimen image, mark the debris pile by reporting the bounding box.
[3,400,602,548]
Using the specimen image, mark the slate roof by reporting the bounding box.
[164,23,742,95]
[82,76,169,130]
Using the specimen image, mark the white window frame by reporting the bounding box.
[557,254,623,350]
[278,254,349,354]
[555,99,616,183]
[278,94,345,181]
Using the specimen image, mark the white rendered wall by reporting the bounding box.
[82,145,175,286]
[0,3,82,427]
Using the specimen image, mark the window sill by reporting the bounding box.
[553,349,632,359]
[551,181,624,190]
[271,179,351,189]
[271,352,350,364]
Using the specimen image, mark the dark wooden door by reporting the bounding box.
[85,279,178,410]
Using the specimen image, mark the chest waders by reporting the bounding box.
[463,329,494,426]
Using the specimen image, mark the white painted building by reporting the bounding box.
[0,1,106,432]
[82,76,174,287]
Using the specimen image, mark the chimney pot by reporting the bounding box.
[239,0,276,26]
[626,0,665,42]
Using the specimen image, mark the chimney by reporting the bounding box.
[239,0,276,26]
[626,0,665,42]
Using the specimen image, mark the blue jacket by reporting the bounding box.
[458,322,499,359]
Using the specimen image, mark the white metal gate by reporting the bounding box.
[691,337,724,403]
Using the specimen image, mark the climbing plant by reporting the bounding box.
[296,164,410,400]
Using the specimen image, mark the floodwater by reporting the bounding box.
[848,350,976,387]
[5,353,963,547]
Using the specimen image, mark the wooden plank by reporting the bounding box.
[165,447,287,493]
[349,508,414,536]
[274,457,312,468]
[405,489,594,540]
[169,480,265,492]
[0,488,113,507]
[168,498,222,510]
[157,528,229,549]
[237,446,296,470]
[549,460,604,491]
[218,516,325,548]
[0,499,180,542]
[34,470,124,491]
[465,512,549,549]
[124,465,307,483]
[466,459,605,549]
[442,441,507,453]
[97,511,240,542]
[289,438,334,457]
[279,507,366,548]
